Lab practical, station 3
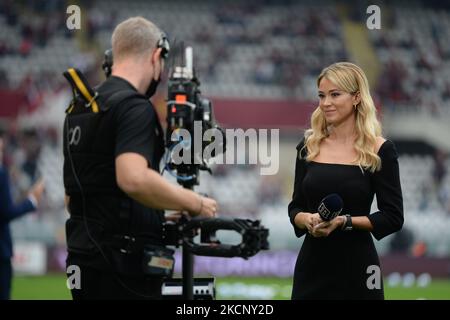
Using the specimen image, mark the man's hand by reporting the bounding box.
[310,216,345,238]
[169,195,218,220]
[191,196,218,218]
[29,179,45,206]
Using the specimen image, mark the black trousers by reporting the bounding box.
[68,265,163,300]
[0,259,12,300]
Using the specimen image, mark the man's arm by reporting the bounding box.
[116,152,216,217]
[0,170,43,224]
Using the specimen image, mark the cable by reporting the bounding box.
[64,116,158,299]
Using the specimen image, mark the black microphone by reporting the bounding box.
[318,194,343,221]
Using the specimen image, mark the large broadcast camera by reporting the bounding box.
[161,45,269,299]
[165,46,225,188]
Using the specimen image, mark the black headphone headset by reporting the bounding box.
[157,33,170,60]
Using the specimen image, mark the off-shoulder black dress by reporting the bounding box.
[288,139,403,300]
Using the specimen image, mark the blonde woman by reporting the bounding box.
[288,62,403,299]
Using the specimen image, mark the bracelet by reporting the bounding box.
[340,215,346,230]
[341,214,353,231]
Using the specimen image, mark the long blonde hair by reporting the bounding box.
[303,62,382,172]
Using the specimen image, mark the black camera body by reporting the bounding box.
[166,47,225,187]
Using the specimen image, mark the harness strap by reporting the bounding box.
[63,68,99,113]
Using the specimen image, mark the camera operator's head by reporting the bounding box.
[111,16,167,98]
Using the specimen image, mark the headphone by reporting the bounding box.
[157,33,170,60]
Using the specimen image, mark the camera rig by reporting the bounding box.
[163,216,269,258]
[162,45,269,299]
[158,216,268,300]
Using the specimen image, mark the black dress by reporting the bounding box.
[288,139,404,300]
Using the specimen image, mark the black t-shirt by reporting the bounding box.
[99,76,165,171]
[100,76,165,237]
[65,76,166,275]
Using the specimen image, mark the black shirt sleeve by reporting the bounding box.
[114,101,156,166]
[368,140,404,240]
[288,138,308,238]
[0,167,35,224]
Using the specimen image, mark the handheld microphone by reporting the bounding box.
[318,194,343,221]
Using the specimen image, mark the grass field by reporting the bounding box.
[10,274,450,300]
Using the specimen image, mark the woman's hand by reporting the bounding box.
[294,212,322,233]
[310,216,345,237]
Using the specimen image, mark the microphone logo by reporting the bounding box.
[318,202,330,220]
[318,194,343,221]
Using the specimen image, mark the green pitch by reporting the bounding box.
[10,274,450,300]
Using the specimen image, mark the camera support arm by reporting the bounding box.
[163,217,269,259]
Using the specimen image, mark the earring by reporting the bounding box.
[354,104,357,111]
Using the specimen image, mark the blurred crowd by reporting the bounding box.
[1,0,449,112]
[370,8,450,115]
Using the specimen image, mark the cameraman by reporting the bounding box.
[63,17,218,300]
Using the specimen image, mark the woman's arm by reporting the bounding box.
[368,140,404,240]
[288,140,311,237]
[352,216,373,231]
[310,215,373,237]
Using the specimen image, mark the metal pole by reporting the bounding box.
[182,242,194,299]
[182,184,194,300]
